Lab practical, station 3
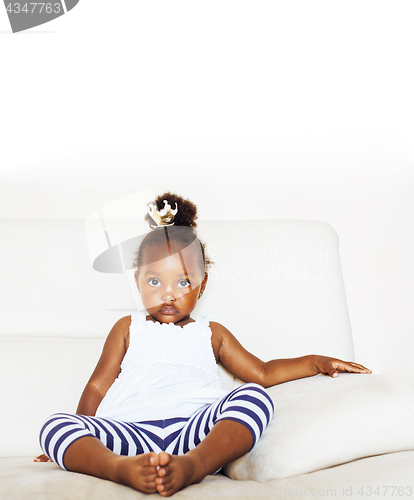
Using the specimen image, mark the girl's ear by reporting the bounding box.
[198,273,208,298]
[134,271,140,293]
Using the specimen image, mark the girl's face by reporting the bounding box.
[135,242,207,326]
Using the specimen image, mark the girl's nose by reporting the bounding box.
[162,294,176,302]
[161,284,176,302]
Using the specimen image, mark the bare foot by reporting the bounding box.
[154,451,204,497]
[34,454,52,463]
[112,452,161,494]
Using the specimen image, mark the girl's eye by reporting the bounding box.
[148,278,161,287]
[178,279,191,288]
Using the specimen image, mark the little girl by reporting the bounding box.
[36,192,371,497]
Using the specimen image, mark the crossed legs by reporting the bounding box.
[63,419,253,496]
[40,383,274,496]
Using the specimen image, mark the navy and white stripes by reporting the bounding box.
[40,383,274,471]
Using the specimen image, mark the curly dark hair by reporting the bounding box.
[133,192,213,275]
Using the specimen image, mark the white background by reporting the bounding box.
[1,1,413,394]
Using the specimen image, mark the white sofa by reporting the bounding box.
[1,218,414,499]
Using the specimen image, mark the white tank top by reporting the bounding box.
[95,312,228,422]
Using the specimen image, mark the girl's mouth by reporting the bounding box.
[159,307,178,315]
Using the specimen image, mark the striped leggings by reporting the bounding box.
[40,383,274,471]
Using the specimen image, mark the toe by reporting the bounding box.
[157,465,171,477]
[157,482,175,496]
[155,475,170,485]
[159,486,175,497]
[158,451,170,467]
[142,466,158,476]
[144,484,158,494]
[145,473,158,485]
[147,452,160,467]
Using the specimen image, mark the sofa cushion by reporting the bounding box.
[3,451,414,500]
[224,373,414,481]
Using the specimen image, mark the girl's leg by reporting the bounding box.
[156,383,274,496]
[62,435,161,493]
[39,413,168,494]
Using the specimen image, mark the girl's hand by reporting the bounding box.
[313,355,372,378]
[34,454,52,463]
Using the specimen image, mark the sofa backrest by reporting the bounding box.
[0,218,354,457]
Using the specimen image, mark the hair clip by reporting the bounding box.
[147,200,178,229]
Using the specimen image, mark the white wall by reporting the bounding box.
[1,1,413,395]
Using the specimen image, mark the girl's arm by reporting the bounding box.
[210,322,371,388]
[260,355,371,386]
[76,315,131,416]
